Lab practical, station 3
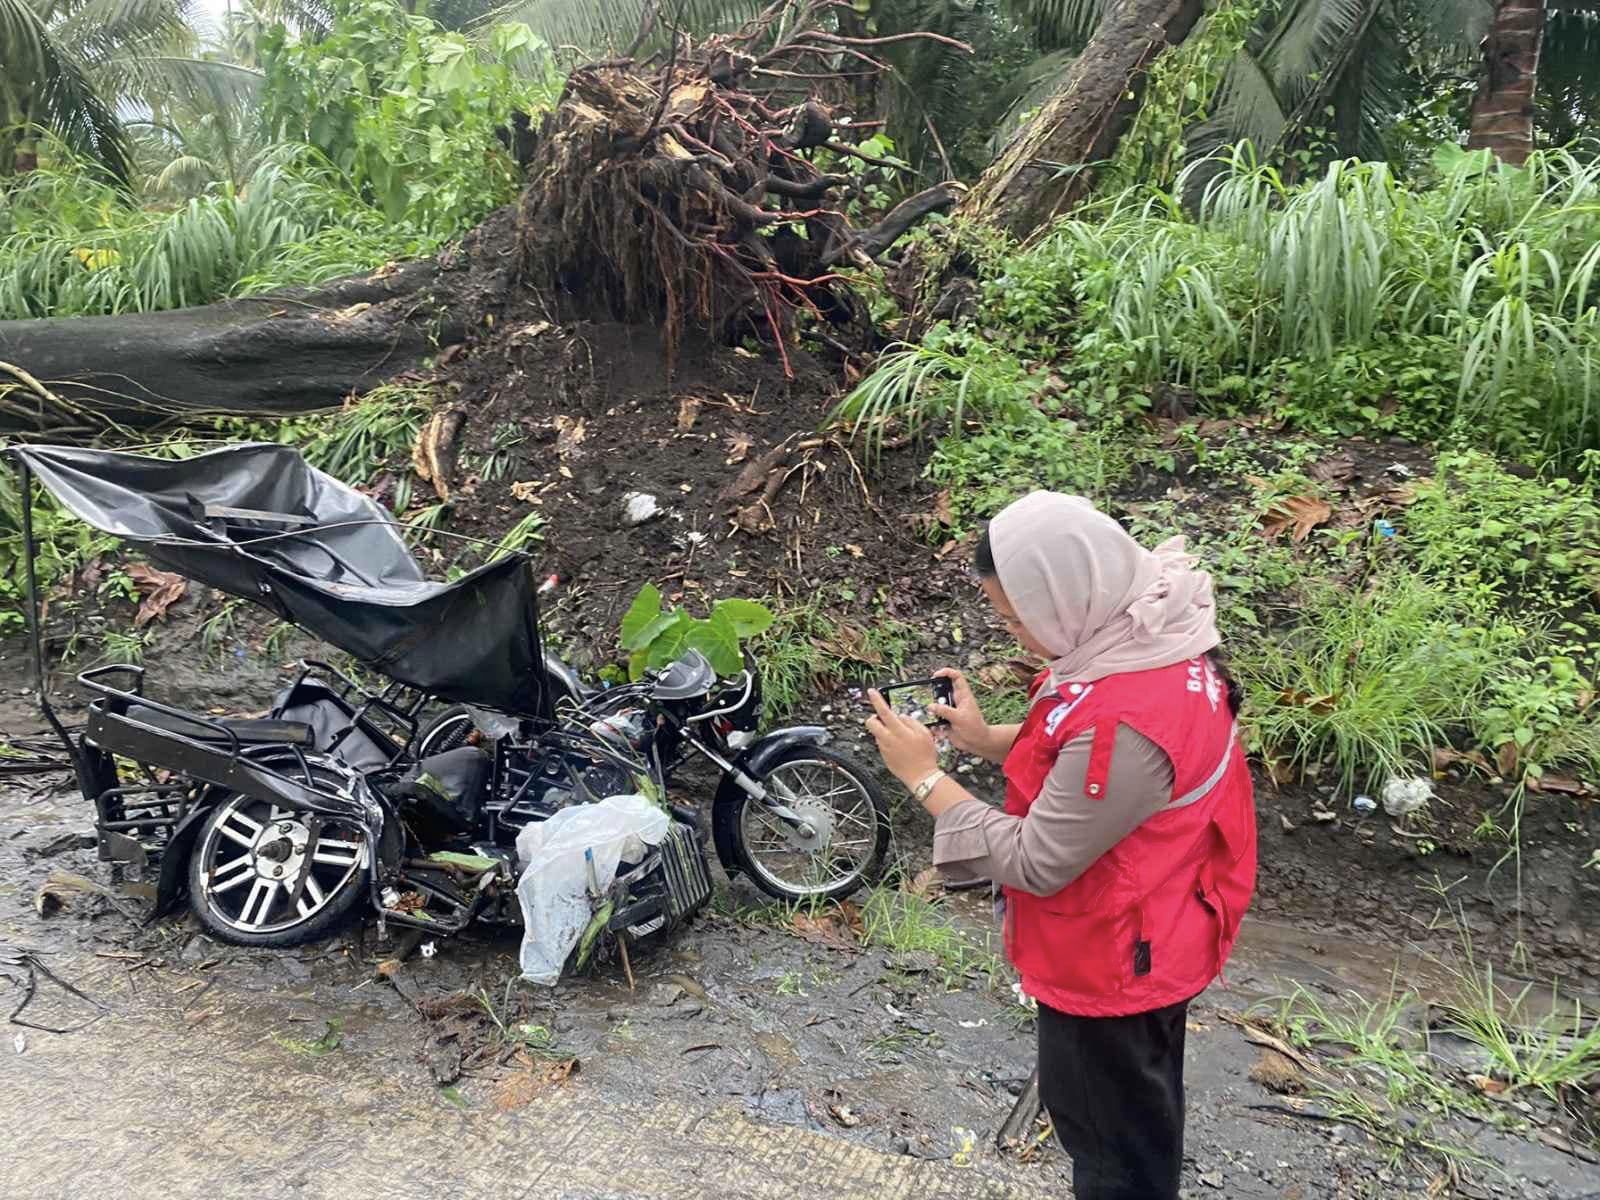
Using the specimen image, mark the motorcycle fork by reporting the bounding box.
[669,722,812,835]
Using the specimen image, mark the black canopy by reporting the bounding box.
[11,443,549,714]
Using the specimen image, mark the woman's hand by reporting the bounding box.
[929,668,991,756]
[864,688,940,788]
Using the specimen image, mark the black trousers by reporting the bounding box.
[1036,998,1189,1200]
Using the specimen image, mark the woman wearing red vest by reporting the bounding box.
[865,491,1256,1200]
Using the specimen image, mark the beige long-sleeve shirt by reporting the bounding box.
[932,723,1175,897]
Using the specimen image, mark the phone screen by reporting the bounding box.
[874,679,952,727]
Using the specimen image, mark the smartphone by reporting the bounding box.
[873,678,955,727]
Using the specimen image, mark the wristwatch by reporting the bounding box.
[912,769,948,803]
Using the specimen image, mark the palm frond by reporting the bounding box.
[1003,0,1107,50]
[1257,0,1368,83]
[477,0,769,54]
[61,0,196,67]
[0,0,134,180]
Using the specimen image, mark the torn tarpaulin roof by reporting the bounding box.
[11,442,550,715]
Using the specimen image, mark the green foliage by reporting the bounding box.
[213,380,435,490]
[260,0,555,230]
[1407,451,1600,592]
[858,887,1003,991]
[0,462,116,634]
[974,146,1600,463]
[1231,571,1516,793]
[833,326,1042,459]
[619,584,775,679]
[751,599,912,720]
[924,410,1130,534]
[0,145,396,318]
[1098,0,1263,194]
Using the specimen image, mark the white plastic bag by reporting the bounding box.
[514,795,670,986]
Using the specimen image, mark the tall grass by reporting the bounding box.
[957,142,1600,461]
[0,146,443,319]
[1232,572,1518,793]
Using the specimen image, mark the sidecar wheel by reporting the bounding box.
[731,747,890,902]
[187,787,371,948]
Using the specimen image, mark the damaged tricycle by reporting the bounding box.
[8,443,889,972]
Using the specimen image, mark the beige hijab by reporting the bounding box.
[988,491,1220,684]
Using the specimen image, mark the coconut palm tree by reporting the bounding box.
[1,0,261,182]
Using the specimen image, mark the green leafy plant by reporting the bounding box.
[832,326,1040,459]
[925,409,1131,534]
[260,0,554,232]
[1232,572,1514,793]
[618,584,774,679]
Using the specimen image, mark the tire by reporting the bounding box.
[416,705,476,757]
[731,746,890,903]
[187,766,374,948]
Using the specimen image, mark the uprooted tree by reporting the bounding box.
[0,0,1201,439]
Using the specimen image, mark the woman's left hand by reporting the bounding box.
[864,689,940,787]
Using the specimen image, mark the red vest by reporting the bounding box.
[1002,657,1256,1017]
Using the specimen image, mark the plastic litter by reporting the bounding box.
[1381,776,1434,818]
[515,795,670,986]
[1352,794,1377,814]
[621,492,662,526]
[1373,518,1397,539]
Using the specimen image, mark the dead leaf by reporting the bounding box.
[845,544,864,559]
[1309,454,1356,486]
[1222,1015,1326,1078]
[1279,814,1297,834]
[508,320,552,345]
[553,415,587,458]
[1266,758,1297,786]
[819,624,882,667]
[412,408,466,501]
[725,431,753,465]
[1467,1073,1508,1097]
[1260,494,1333,542]
[1495,741,1520,779]
[1311,810,1337,823]
[491,1056,578,1111]
[510,480,541,503]
[665,80,711,119]
[1526,774,1590,796]
[126,563,186,627]
[934,490,954,527]
[1248,1049,1304,1094]
[902,867,941,900]
[1432,746,1492,776]
[1277,688,1338,716]
[676,395,702,432]
[790,901,864,951]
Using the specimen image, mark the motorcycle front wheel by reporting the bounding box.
[731,746,890,902]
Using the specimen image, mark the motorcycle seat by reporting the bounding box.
[125,704,315,747]
[397,746,492,840]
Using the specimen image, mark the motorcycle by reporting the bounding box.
[8,442,890,957]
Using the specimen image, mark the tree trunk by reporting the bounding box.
[1466,0,1547,164]
[954,0,1205,239]
[0,210,517,437]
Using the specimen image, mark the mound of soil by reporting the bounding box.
[432,303,962,645]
